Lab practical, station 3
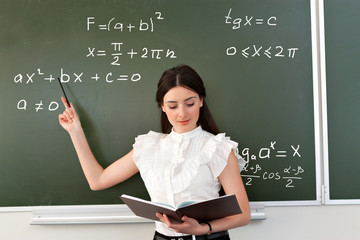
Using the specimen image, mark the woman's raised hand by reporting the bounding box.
[58,97,81,133]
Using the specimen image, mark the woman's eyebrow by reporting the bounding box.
[184,96,197,101]
[165,100,177,104]
[165,96,197,104]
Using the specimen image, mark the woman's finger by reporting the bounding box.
[69,102,77,115]
[162,214,175,228]
[61,97,70,109]
[59,113,69,123]
[156,213,163,221]
[65,107,74,118]
[156,213,172,227]
[65,111,73,123]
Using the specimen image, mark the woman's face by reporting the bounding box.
[162,86,203,133]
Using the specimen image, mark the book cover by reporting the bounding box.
[120,194,242,223]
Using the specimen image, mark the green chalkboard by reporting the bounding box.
[324,0,360,201]
[0,0,319,207]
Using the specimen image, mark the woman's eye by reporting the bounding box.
[186,102,195,107]
[169,105,177,109]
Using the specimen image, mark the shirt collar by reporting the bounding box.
[170,126,202,141]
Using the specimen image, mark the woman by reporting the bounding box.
[59,64,251,240]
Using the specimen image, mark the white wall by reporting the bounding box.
[1,205,359,240]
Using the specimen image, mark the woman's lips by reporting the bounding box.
[178,120,190,125]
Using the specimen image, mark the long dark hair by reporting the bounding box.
[156,64,220,135]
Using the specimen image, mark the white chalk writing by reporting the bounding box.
[241,141,304,188]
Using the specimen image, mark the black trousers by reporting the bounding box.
[153,230,230,240]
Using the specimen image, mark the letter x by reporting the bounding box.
[291,145,301,157]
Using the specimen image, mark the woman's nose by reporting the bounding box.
[177,105,186,117]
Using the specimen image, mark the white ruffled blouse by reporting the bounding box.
[132,126,246,237]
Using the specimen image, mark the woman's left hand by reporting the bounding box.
[156,213,208,235]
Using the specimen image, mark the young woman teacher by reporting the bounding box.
[58,65,251,240]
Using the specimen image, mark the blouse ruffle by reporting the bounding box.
[132,129,246,194]
[132,131,164,189]
[201,133,246,179]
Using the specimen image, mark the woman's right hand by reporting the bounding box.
[58,97,81,133]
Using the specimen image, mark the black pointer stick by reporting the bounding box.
[57,77,70,107]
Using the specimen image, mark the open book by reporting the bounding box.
[120,194,242,223]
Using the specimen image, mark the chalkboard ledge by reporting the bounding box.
[30,203,265,225]
[31,205,151,225]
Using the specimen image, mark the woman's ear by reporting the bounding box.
[161,104,165,112]
[200,98,204,107]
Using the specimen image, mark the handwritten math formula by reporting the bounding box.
[86,12,164,32]
[12,11,175,112]
[225,8,278,29]
[13,67,143,112]
[240,141,304,188]
[224,8,299,59]
[12,7,300,113]
[85,13,177,66]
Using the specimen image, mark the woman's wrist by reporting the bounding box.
[204,222,212,235]
[68,125,84,139]
[199,222,212,235]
